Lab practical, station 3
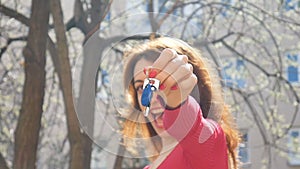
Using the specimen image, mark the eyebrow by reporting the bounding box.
[133,79,144,85]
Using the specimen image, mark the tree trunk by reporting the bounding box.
[113,143,126,169]
[50,0,93,169]
[13,0,49,169]
[0,153,9,169]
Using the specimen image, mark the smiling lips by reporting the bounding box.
[150,107,165,128]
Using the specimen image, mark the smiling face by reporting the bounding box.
[133,58,166,133]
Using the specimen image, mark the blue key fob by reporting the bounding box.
[141,84,153,107]
[141,78,160,116]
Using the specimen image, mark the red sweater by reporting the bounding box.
[144,96,228,169]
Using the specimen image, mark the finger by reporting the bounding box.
[155,55,188,82]
[155,70,170,85]
[151,48,176,71]
[163,63,194,87]
[178,55,188,63]
[177,74,198,91]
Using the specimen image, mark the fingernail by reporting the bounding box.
[149,70,157,78]
[170,85,178,90]
[159,84,166,90]
[143,67,147,75]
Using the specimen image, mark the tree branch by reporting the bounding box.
[0,36,27,59]
[0,4,29,25]
[50,0,92,168]
[157,0,180,27]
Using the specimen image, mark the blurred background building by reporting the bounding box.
[0,0,299,169]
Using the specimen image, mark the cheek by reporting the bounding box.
[137,92,143,108]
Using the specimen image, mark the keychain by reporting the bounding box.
[141,70,160,116]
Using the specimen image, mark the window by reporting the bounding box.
[284,0,300,11]
[146,0,178,14]
[222,58,247,88]
[104,11,111,21]
[286,53,300,83]
[238,131,251,166]
[220,0,235,17]
[288,128,300,166]
[96,69,110,104]
[158,0,168,13]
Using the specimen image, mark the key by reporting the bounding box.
[141,78,160,116]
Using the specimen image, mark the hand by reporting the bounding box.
[148,48,198,109]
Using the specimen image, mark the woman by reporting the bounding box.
[122,37,240,169]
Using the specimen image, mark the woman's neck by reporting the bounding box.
[150,134,178,169]
[161,134,178,152]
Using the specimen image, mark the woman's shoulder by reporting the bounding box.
[143,165,150,169]
[199,118,224,143]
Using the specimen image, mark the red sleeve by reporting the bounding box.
[163,96,228,168]
[163,96,200,141]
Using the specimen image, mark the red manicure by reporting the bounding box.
[170,85,178,90]
[149,70,157,78]
[159,84,166,90]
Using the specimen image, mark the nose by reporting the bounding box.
[150,92,166,108]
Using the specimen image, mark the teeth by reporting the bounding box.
[152,112,164,120]
[151,109,161,114]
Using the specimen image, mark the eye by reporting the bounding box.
[135,85,144,93]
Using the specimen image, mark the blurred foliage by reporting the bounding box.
[0,0,300,168]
